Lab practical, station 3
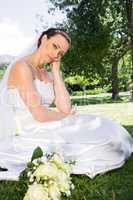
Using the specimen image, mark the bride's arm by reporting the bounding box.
[50,61,72,114]
[14,62,69,123]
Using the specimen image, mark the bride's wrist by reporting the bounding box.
[52,70,61,80]
[51,67,60,74]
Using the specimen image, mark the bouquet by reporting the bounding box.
[19,147,75,200]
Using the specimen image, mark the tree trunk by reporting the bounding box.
[130,40,133,100]
[125,0,133,100]
[130,14,133,100]
[111,57,119,100]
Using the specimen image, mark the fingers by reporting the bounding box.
[54,58,60,62]
[69,105,77,115]
[50,61,61,72]
[50,59,61,66]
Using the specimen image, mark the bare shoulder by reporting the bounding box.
[13,60,33,78]
[8,60,34,88]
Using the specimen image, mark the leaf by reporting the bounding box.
[31,146,43,162]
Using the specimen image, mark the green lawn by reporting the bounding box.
[0,97,133,200]
[77,102,133,126]
[71,91,131,106]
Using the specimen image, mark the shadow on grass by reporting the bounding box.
[123,124,133,136]
[71,95,130,105]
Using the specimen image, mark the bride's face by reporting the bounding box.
[40,34,70,63]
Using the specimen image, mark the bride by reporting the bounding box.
[0,27,133,180]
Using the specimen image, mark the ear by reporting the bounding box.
[41,34,47,43]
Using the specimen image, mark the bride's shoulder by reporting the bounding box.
[12,60,33,78]
[8,60,34,88]
[8,60,34,86]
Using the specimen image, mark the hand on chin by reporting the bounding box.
[49,59,61,71]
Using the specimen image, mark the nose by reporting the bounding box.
[54,50,60,59]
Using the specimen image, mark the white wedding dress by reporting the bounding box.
[0,72,133,180]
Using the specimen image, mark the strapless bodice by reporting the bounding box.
[8,78,55,108]
[7,77,57,135]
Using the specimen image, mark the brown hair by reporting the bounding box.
[37,28,71,48]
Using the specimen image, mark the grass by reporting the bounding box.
[77,102,133,127]
[0,93,133,200]
[71,91,131,106]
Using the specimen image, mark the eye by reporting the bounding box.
[53,43,58,49]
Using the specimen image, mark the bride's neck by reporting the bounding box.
[25,51,46,69]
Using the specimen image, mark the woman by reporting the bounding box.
[0,28,133,180]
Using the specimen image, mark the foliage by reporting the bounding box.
[48,0,133,99]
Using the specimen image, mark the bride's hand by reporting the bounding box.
[69,105,77,115]
[50,59,61,72]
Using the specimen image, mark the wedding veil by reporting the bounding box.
[0,36,38,140]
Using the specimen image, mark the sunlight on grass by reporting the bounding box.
[77,102,133,126]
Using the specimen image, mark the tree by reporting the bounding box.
[124,0,133,99]
[104,0,132,99]
[51,0,111,77]
[49,0,133,99]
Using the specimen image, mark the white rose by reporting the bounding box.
[33,163,58,181]
[56,171,71,193]
[48,182,60,200]
[50,154,72,175]
[24,183,50,200]
[50,154,64,167]
[62,163,72,175]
